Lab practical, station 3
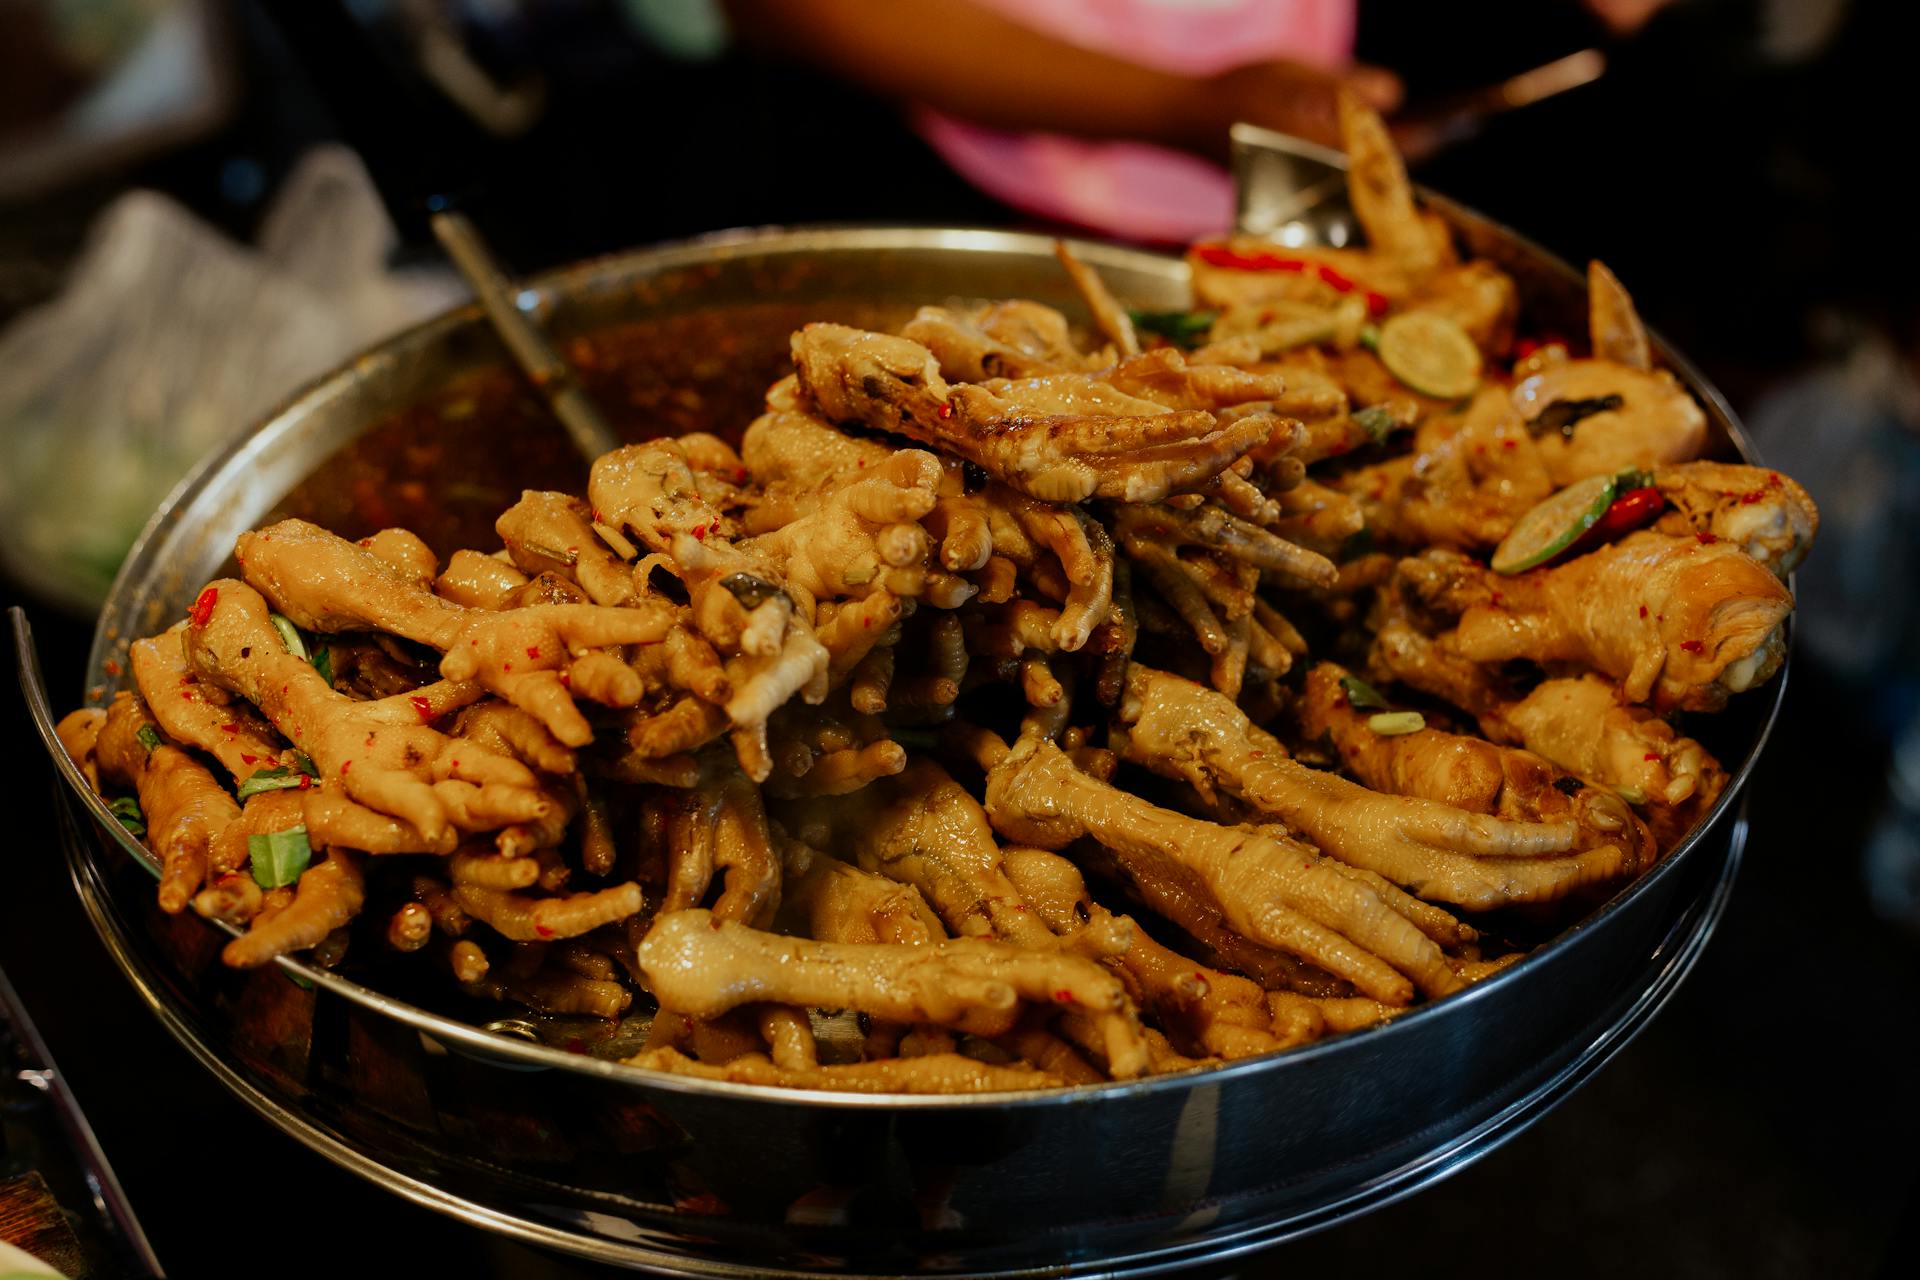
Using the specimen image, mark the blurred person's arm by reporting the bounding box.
[722,0,1399,155]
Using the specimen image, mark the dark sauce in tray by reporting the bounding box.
[268,299,916,556]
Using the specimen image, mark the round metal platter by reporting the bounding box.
[21,218,1788,1276]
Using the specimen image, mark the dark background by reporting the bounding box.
[5,1,1918,1275]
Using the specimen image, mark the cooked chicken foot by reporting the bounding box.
[1002,846,1283,1061]
[81,695,240,912]
[1301,663,1651,882]
[983,730,1457,1004]
[185,580,548,844]
[238,519,674,745]
[1113,666,1590,911]
[637,909,1148,1077]
[792,324,1268,504]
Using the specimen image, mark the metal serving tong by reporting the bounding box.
[1230,48,1607,242]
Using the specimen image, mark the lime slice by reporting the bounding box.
[1376,311,1482,399]
[1491,472,1619,575]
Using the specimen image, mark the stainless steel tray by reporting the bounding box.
[21,216,1786,1276]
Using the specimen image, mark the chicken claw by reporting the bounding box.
[1113,665,1586,912]
[983,729,1457,1005]
[238,519,674,745]
[185,580,548,845]
[792,324,1267,504]
[637,909,1149,1077]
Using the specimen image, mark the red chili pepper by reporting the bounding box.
[1695,531,1719,545]
[1591,487,1665,540]
[103,658,121,676]
[340,759,352,774]
[1639,605,1649,618]
[1680,639,1705,654]
[536,924,555,939]
[937,402,953,419]
[526,645,541,660]
[1644,752,1662,761]
[1195,244,1309,273]
[241,754,257,765]
[220,722,238,734]
[297,773,312,790]
[410,695,433,722]
[189,586,219,628]
[1197,244,1380,309]
[1053,989,1074,1003]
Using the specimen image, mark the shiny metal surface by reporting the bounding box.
[28,224,1786,1274]
[428,210,623,461]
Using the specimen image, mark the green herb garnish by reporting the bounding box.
[291,750,317,777]
[269,613,309,662]
[107,795,146,836]
[249,828,312,888]
[1351,405,1399,444]
[135,723,162,754]
[312,645,333,687]
[1129,308,1218,349]
[1339,675,1391,711]
[237,763,314,802]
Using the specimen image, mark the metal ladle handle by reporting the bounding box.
[429,211,622,463]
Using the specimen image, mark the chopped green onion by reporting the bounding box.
[269,613,309,662]
[1351,405,1399,444]
[1340,675,1392,711]
[1359,324,1381,351]
[312,645,333,688]
[285,971,315,991]
[237,765,314,802]
[1614,467,1654,492]
[107,795,146,836]
[135,724,162,754]
[1367,711,1426,736]
[1616,785,1648,806]
[249,828,312,889]
[291,750,317,778]
[1128,308,1218,349]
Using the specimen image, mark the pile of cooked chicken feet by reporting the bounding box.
[60,94,1816,1093]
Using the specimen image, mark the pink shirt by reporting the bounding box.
[916,0,1356,243]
